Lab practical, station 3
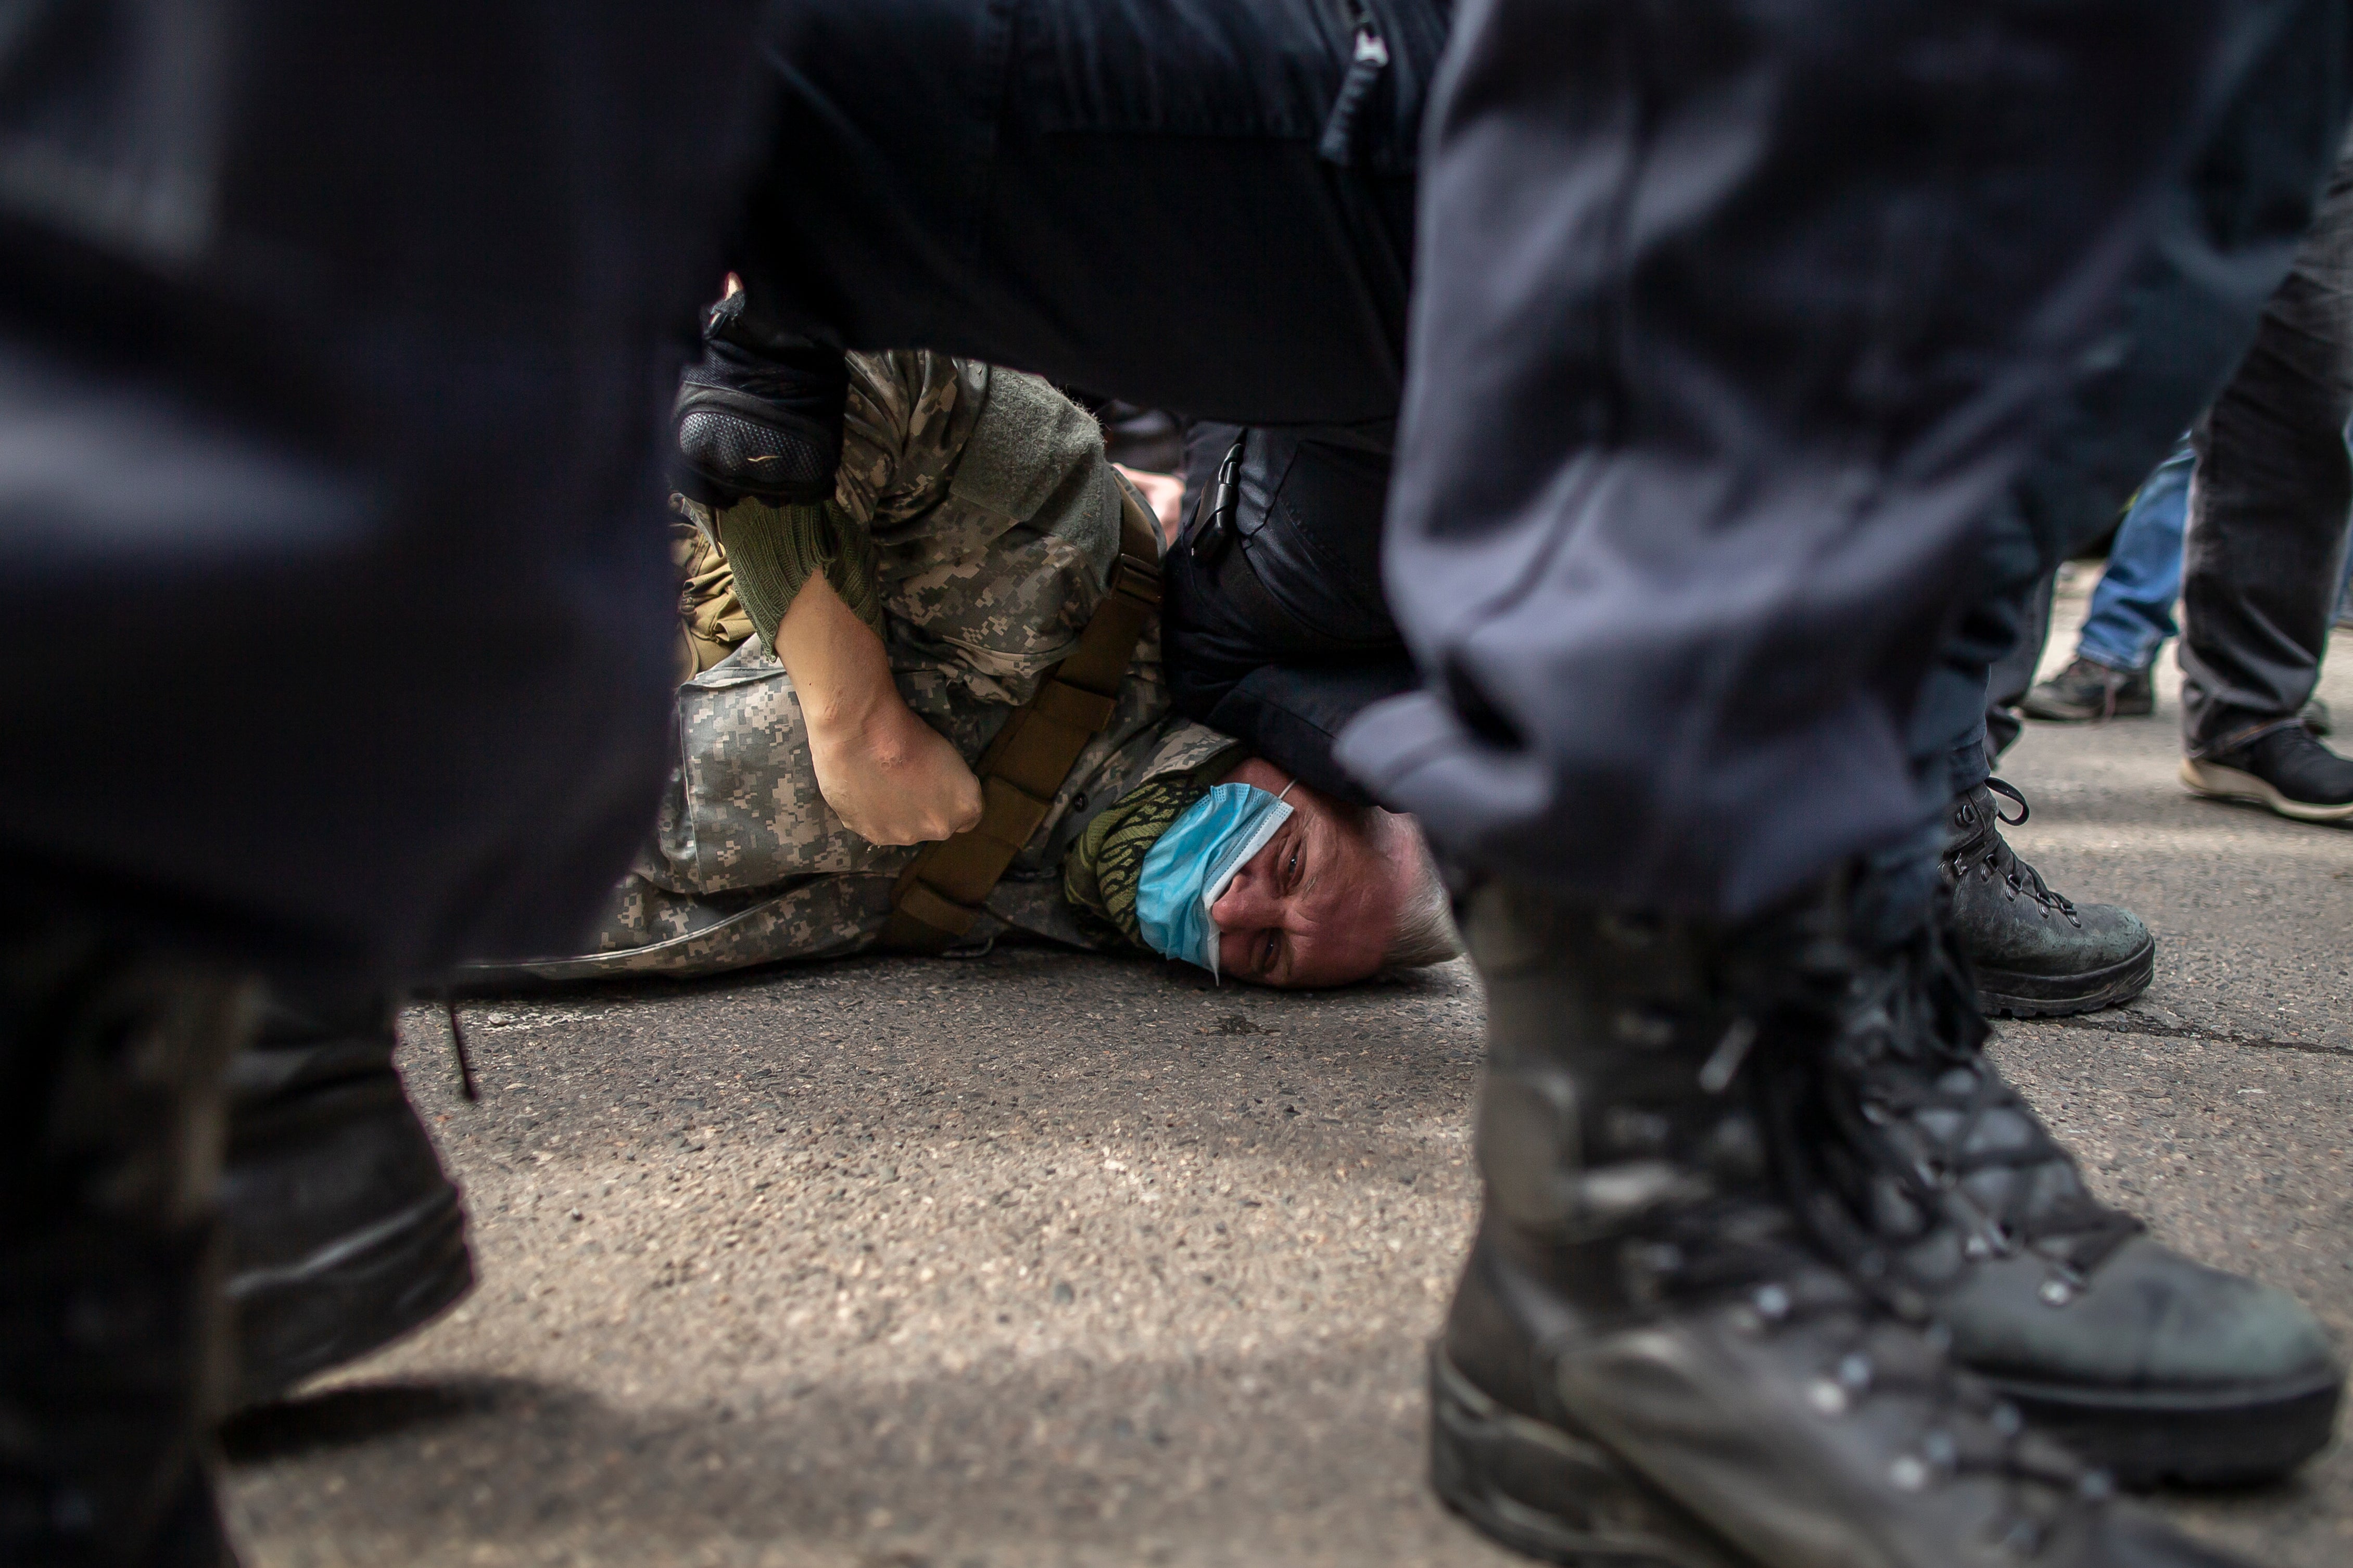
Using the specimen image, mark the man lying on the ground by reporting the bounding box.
[496,344,1457,989]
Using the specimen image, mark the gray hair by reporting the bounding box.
[1380,813,1462,969]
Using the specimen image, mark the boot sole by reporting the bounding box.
[2179,758,2353,823]
[1428,1346,1748,1568]
[1980,1365,2344,1487]
[2019,699,2156,723]
[1974,935,2155,1019]
[228,1188,474,1408]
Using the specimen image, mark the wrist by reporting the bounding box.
[805,681,920,761]
[803,685,885,742]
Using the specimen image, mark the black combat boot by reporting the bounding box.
[1944,782,2154,1017]
[1815,905,2340,1486]
[1431,880,2253,1567]
[222,996,473,1408]
[2,924,260,1566]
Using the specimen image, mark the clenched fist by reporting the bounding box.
[807,695,985,847]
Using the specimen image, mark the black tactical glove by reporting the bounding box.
[670,289,848,507]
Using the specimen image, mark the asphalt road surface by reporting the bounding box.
[224,573,2353,1567]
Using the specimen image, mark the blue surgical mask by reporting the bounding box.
[1136,781,1296,977]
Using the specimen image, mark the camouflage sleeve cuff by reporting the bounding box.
[712,496,885,647]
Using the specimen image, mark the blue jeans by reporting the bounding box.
[2078,433,2353,674]
[2078,442,2195,671]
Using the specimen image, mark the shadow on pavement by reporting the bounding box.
[221,1340,1474,1565]
[223,1377,543,1463]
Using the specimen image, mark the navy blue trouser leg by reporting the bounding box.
[1340,0,2353,920]
[0,3,773,993]
[1983,572,2061,763]
[2,12,770,1560]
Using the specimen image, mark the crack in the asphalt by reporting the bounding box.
[2016,1014,2351,1055]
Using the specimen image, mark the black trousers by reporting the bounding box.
[1983,575,2060,769]
[0,4,776,1559]
[2184,132,2353,754]
[741,0,1437,428]
[0,2,774,997]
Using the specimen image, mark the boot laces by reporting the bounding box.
[1816,921,2139,1282]
[1617,967,2116,1553]
[1951,781,2078,925]
[1709,1254,2110,1556]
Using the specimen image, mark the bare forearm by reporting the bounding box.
[774,568,895,735]
[776,572,983,846]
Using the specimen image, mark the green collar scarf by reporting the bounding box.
[1060,743,1245,953]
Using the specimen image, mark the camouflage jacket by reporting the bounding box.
[498,351,1231,981]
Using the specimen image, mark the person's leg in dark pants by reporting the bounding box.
[1,923,257,1566]
[1337,0,2352,1558]
[0,4,773,1559]
[1984,569,2063,750]
[2180,134,2353,821]
[1909,570,2156,1019]
[740,0,1437,426]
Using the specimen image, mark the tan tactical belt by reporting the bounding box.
[879,487,1166,952]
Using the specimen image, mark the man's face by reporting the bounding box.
[1206,758,1407,988]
